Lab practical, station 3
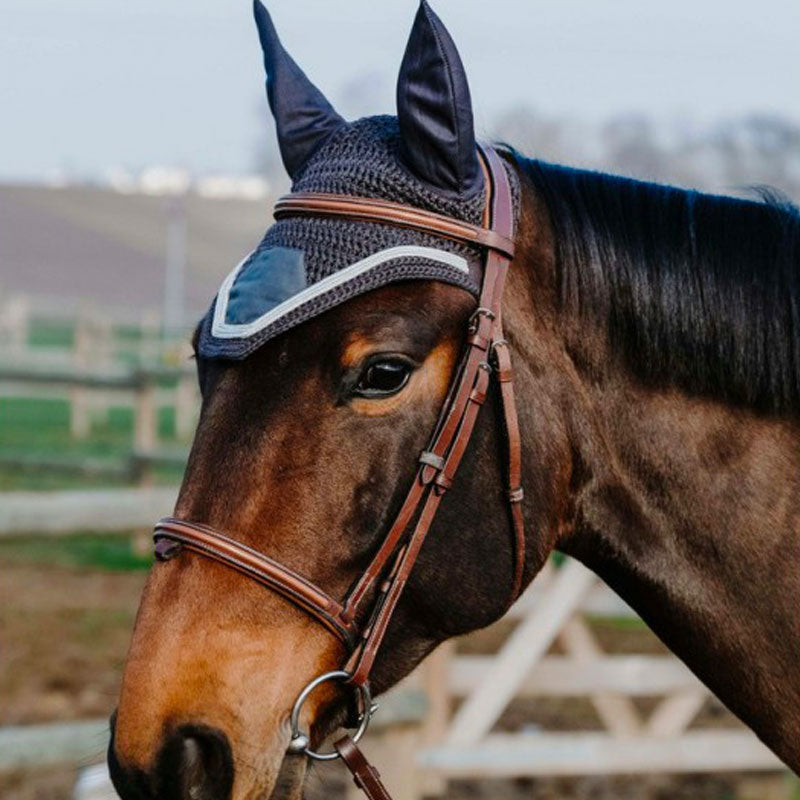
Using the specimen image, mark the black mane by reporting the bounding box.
[516,154,800,415]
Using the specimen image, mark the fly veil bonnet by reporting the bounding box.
[197,0,518,360]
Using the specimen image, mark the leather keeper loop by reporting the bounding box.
[469,385,488,405]
[491,341,514,382]
[418,450,445,471]
[468,363,491,405]
[434,473,453,492]
[508,486,524,503]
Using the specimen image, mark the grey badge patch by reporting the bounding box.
[225,247,307,326]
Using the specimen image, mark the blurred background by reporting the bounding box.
[1,1,799,798]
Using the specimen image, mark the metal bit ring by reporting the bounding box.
[287,670,374,761]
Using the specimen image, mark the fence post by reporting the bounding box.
[139,309,161,365]
[70,316,91,438]
[174,373,197,440]
[87,314,113,429]
[133,373,158,485]
[418,643,454,797]
[4,294,30,356]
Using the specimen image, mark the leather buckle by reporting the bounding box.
[467,308,495,350]
[490,338,508,358]
[468,307,495,333]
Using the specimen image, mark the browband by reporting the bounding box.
[274,192,515,259]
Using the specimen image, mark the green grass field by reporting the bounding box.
[0,532,152,571]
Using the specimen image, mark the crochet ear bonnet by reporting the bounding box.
[197,1,518,361]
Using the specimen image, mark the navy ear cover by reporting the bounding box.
[253,0,346,179]
[396,1,483,197]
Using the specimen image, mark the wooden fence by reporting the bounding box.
[0,293,199,473]
[0,293,188,363]
[0,360,197,483]
[0,487,178,535]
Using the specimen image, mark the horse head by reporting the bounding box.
[109,4,567,799]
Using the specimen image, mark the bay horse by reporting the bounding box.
[110,2,800,798]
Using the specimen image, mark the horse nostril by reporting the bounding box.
[157,725,234,800]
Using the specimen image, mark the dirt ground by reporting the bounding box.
[1,565,145,726]
[1,560,146,800]
[1,557,794,800]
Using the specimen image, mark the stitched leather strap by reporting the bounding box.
[491,334,526,602]
[342,146,524,686]
[274,193,515,259]
[334,735,393,800]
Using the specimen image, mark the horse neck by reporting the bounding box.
[503,206,800,770]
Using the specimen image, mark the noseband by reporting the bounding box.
[152,147,523,800]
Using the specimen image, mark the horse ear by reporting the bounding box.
[396,0,483,196]
[253,0,345,179]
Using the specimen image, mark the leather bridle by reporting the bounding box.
[151,146,524,800]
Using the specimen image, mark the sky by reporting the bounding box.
[1,0,798,182]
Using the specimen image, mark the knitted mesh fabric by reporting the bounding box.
[198,115,519,360]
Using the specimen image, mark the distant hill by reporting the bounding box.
[0,184,272,324]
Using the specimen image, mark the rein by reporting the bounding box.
[152,146,523,800]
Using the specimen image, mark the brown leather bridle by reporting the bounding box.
[151,146,523,800]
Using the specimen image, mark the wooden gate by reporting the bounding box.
[346,558,784,800]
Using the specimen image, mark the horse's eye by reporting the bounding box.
[354,359,412,398]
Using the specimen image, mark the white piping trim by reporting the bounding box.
[211,245,468,339]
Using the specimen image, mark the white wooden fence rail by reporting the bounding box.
[0,487,179,535]
[0,720,110,770]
